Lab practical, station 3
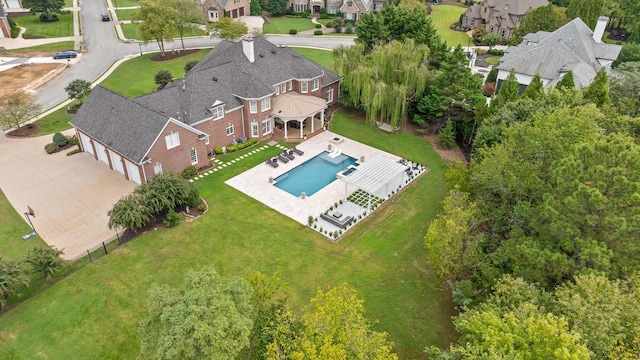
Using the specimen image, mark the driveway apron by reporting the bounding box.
[0,132,135,260]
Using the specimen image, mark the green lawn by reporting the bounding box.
[485,56,500,65]
[292,47,334,70]
[1,41,74,55]
[100,49,211,97]
[14,13,74,38]
[429,5,471,47]
[35,105,75,135]
[264,16,316,34]
[64,0,73,8]
[0,189,48,261]
[113,0,139,8]
[114,8,138,21]
[120,23,206,41]
[0,110,457,359]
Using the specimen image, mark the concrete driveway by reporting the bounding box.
[0,131,136,260]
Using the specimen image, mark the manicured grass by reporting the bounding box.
[64,0,73,7]
[429,5,471,46]
[485,56,500,65]
[264,16,316,34]
[15,13,74,38]
[100,49,211,97]
[120,23,207,41]
[291,47,334,70]
[114,8,138,21]
[113,0,139,8]
[1,41,75,55]
[0,189,48,261]
[35,105,75,135]
[0,110,457,359]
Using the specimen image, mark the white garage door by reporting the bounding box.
[109,151,125,175]
[79,133,94,155]
[94,143,109,165]
[125,160,142,184]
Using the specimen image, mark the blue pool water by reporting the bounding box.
[275,152,357,197]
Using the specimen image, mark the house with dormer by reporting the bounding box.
[195,0,250,22]
[288,0,380,19]
[495,16,621,92]
[461,0,548,41]
[70,37,341,184]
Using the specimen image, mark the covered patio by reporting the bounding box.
[272,92,326,140]
[342,156,410,211]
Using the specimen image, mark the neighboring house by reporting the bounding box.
[70,37,341,184]
[289,0,380,20]
[0,5,10,38]
[195,0,250,22]
[461,0,548,41]
[495,16,621,92]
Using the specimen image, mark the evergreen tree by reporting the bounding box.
[556,71,575,89]
[567,0,605,29]
[494,69,520,108]
[522,73,544,100]
[583,67,611,107]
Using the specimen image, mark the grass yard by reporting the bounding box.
[35,105,75,135]
[120,23,206,41]
[100,49,211,97]
[291,47,334,70]
[0,189,48,261]
[485,56,500,65]
[14,13,74,38]
[264,16,316,34]
[429,5,471,47]
[113,0,139,7]
[0,110,457,359]
[0,41,74,55]
[114,8,138,21]
[64,0,72,7]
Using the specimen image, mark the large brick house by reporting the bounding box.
[288,0,384,20]
[461,0,548,41]
[70,37,341,184]
[195,0,250,22]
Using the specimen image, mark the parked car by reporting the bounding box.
[101,13,110,21]
[53,50,77,59]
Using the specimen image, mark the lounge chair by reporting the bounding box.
[283,150,295,160]
[292,146,304,155]
[328,149,342,158]
[265,157,278,168]
[277,153,289,163]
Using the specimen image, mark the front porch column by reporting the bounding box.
[284,120,288,139]
[299,119,304,138]
[320,110,325,129]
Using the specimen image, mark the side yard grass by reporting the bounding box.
[13,13,74,38]
[114,8,138,21]
[0,111,457,359]
[0,189,48,261]
[429,5,471,47]
[264,16,316,34]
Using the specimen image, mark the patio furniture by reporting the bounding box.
[283,150,295,160]
[292,146,304,155]
[277,153,289,163]
[321,213,353,228]
[265,157,278,168]
[328,148,342,158]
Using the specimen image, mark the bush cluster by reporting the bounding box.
[314,30,323,36]
[214,138,258,154]
[181,165,197,179]
[315,23,322,29]
[289,29,298,35]
[487,49,504,56]
[8,19,19,38]
[53,132,68,146]
[44,143,58,154]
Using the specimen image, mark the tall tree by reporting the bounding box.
[22,0,64,20]
[617,0,640,43]
[250,0,262,15]
[24,246,64,284]
[171,0,203,51]
[0,257,28,309]
[0,91,42,130]
[613,43,640,68]
[609,61,640,117]
[522,73,544,100]
[567,0,605,29]
[494,69,520,108]
[134,0,175,56]
[209,17,248,40]
[582,67,611,107]
[556,71,575,89]
[264,0,287,15]
[510,4,568,45]
[64,79,92,104]
[138,266,253,360]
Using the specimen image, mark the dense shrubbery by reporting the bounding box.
[289,29,297,34]
[181,165,197,179]
[313,30,322,35]
[52,132,68,146]
[487,49,504,56]
[8,19,19,38]
[214,138,258,154]
[44,143,58,154]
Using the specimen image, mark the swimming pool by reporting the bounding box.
[274,152,358,197]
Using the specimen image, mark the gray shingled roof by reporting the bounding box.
[497,18,621,88]
[70,86,172,163]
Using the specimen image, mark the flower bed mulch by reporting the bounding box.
[6,124,39,138]
[150,49,200,62]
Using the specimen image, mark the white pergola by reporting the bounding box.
[343,156,409,211]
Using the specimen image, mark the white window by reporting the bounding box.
[165,132,180,149]
[154,162,163,175]
[275,85,280,95]
[301,81,308,93]
[281,83,286,93]
[288,81,292,90]
[262,118,272,135]
[249,100,257,113]
[211,105,224,120]
[190,148,198,165]
[251,122,259,137]
[226,123,234,136]
[311,78,319,91]
[261,97,271,111]
[327,88,334,103]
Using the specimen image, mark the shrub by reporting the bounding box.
[67,134,79,145]
[214,147,224,154]
[181,165,197,179]
[324,20,332,27]
[438,121,456,149]
[163,210,182,227]
[52,132,68,146]
[44,142,58,154]
[487,49,504,56]
[314,30,323,36]
[308,215,314,226]
[315,23,321,28]
[486,68,498,83]
[184,59,199,74]
[39,14,59,22]
[198,204,206,212]
[289,29,298,35]
[8,19,19,38]
[154,69,173,89]
[483,82,496,96]
[345,25,353,34]
[66,148,80,156]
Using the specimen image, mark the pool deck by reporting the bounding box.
[225,131,402,226]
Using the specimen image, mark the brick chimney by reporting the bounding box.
[593,16,608,43]
[242,36,255,63]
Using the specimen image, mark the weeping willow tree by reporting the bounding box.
[334,39,430,130]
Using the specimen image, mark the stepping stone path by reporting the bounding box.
[190,144,276,181]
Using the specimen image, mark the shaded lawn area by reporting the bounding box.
[100,49,211,97]
[429,5,471,47]
[264,16,316,34]
[0,110,457,359]
[114,8,138,21]
[120,23,206,41]
[0,41,75,55]
[14,13,74,38]
[0,189,48,261]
